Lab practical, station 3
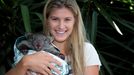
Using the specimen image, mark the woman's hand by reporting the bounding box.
[21,51,61,75]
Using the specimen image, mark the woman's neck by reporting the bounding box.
[52,41,67,55]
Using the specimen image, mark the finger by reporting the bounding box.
[36,72,44,75]
[38,69,48,75]
[41,52,61,66]
[48,63,61,74]
[43,65,52,75]
[26,71,31,75]
[50,58,61,66]
[34,65,49,75]
[36,73,40,75]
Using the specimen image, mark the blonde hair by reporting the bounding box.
[43,0,87,75]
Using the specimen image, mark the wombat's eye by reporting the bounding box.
[45,38,49,42]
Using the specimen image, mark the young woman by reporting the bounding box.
[6,0,101,75]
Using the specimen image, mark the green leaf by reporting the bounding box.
[90,11,98,44]
[99,31,134,53]
[34,12,43,24]
[99,54,114,75]
[112,16,134,31]
[20,4,31,32]
[0,0,6,6]
[94,0,123,35]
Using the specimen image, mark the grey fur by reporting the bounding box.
[17,32,60,55]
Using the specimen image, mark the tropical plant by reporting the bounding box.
[0,0,134,75]
[0,0,45,74]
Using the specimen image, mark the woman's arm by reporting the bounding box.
[5,51,61,75]
[85,65,99,75]
[5,56,28,75]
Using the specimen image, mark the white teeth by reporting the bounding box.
[58,32,64,34]
[57,31,65,34]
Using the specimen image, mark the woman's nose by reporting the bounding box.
[58,20,65,29]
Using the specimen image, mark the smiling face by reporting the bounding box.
[47,7,75,43]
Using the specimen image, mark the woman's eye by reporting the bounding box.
[49,16,58,21]
[65,18,71,21]
[52,18,58,20]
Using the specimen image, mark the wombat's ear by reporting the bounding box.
[25,32,33,39]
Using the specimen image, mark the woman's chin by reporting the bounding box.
[54,37,67,43]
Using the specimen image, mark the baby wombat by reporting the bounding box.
[17,32,60,56]
[16,33,66,75]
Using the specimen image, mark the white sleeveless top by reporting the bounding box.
[64,42,102,75]
[84,42,101,66]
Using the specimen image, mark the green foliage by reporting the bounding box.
[20,4,31,32]
[79,0,134,75]
[0,0,134,75]
[0,0,45,74]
